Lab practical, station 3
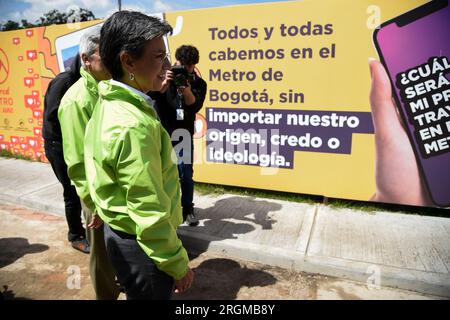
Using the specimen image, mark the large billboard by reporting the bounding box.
[0,20,101,161]
[165,0,449,208]
[1,0,449,208]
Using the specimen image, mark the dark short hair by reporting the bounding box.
[100,11,172,80]
[175,45,199,66]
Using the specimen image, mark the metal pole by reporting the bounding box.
[118,0,122,11]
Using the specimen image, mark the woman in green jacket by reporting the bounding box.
[84,11,194,300]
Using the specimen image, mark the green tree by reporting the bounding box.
[1,20,21,31]
[67,8,96,23]
[39,9,69,26]
[0,8,97,31]
[21,19,35,29]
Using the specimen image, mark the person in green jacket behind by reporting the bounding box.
[58,25,120,300]
[84,11,194,299]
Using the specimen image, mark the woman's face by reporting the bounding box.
[129,36,171,92]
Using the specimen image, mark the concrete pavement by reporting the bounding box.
[1,202,441,300]
[0,157,449,298]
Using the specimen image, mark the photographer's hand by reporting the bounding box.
[369,59,431,206]
[179,82,196,106]
[160,70,173,93]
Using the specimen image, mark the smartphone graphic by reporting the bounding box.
[373,0,450,207]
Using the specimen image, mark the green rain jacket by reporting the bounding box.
[58,67,97,212]
[84,80,189,280]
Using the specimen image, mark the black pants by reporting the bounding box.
[172,139,194,221]
[103,223,174,300]
[44,139,85,241]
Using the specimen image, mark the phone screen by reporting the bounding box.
[374,0,450,207]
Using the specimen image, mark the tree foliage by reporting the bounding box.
[1,8,96,31]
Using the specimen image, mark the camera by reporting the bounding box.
[171,65,196,88]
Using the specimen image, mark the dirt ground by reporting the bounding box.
[0,202,444,300]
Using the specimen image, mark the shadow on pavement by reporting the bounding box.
[179,196,282,255]
[197,196,282,230]
[173,258,277,300]
[0,237,49,268]
[0,285,31,300]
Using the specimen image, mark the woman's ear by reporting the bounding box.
[81,53,90,67]
[119,51,135,74]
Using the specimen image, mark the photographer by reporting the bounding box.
[150,45,207,226]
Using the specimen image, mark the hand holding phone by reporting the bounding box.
[369,59,432,206]
[373,0,450,207]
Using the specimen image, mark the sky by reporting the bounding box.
[0,0,290,24]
